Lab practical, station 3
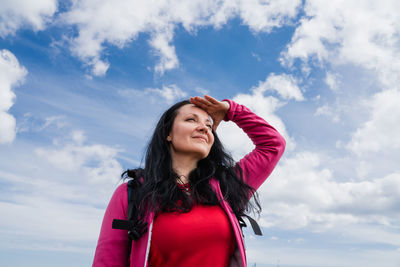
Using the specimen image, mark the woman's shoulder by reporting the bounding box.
[108,182,129,208]
[111,178,143,201]
[115,181,129,194]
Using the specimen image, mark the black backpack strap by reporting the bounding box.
[112,180,147,241]
[238,214,263,236]
[112,180,135,230]
[127,179,135,220]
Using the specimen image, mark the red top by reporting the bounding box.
[148,185,235,267]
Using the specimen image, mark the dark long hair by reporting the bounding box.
[122,100,261,240]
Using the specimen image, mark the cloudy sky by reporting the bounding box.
[1,0,400,266]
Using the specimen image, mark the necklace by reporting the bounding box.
[177,182,191,192]
[176,175,191,194]
[176,175,189,185]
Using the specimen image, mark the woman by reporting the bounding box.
[93,95,286,267]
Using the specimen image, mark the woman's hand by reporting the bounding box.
[190,95,230,131]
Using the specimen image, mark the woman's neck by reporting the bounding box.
[171,155,198,184]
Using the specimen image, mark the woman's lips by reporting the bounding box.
[193,136,207,142]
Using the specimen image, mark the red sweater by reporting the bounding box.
[148,203,235,267]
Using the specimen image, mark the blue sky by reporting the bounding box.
[1,1,400,266]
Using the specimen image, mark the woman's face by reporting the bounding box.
[168,104,215,160]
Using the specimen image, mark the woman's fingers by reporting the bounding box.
[203,95,220,105]
[212,120,221,132]
[191,95,223,112]
[190,96,212,109]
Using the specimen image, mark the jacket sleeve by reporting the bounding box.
[222,99,286,191]
[93,183,130,267]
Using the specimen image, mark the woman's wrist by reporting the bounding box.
[222,100,230,113]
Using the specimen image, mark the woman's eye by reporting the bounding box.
[207,125,212,129]
[186,118,195,121]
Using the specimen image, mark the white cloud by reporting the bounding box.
[0,129,124,252]
[17,114,67,133]
[278,1,400,158]
[91,59,110,77]
[36,132,122,184]
[0,112,17,143]
[119,84,187,104]
[277,0,400,188]
[314,104,340,123]
[0,192,104,244]
[42,115,66,130]
[347,89,400,155]
[325,71,340,92]
[71,130,87,145]
[145,84,187,103]
[253,73,304,101]
[0,49,27,144]
[356,160,372,179]
[259,151,400,234]
[0,0,57,37]
[149,28,179,75]
[247,241,400,267]
[282,0,400,89]
[211,0,302,32]
[233,0,301,33]
[194,87,209,96]
[251,52,261,62]
[61,0,302,76]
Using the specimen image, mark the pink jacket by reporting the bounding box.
[93,99,286,267]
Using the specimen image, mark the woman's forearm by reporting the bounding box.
[222,99,286,190]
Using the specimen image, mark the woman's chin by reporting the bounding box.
[192,149,210,161]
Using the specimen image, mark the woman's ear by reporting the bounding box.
[166,136,172,141]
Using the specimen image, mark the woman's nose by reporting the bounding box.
[197,124,209,133]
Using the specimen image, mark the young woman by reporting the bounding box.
[93,95,286,267]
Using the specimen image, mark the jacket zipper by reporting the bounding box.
[143,221,153,267]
